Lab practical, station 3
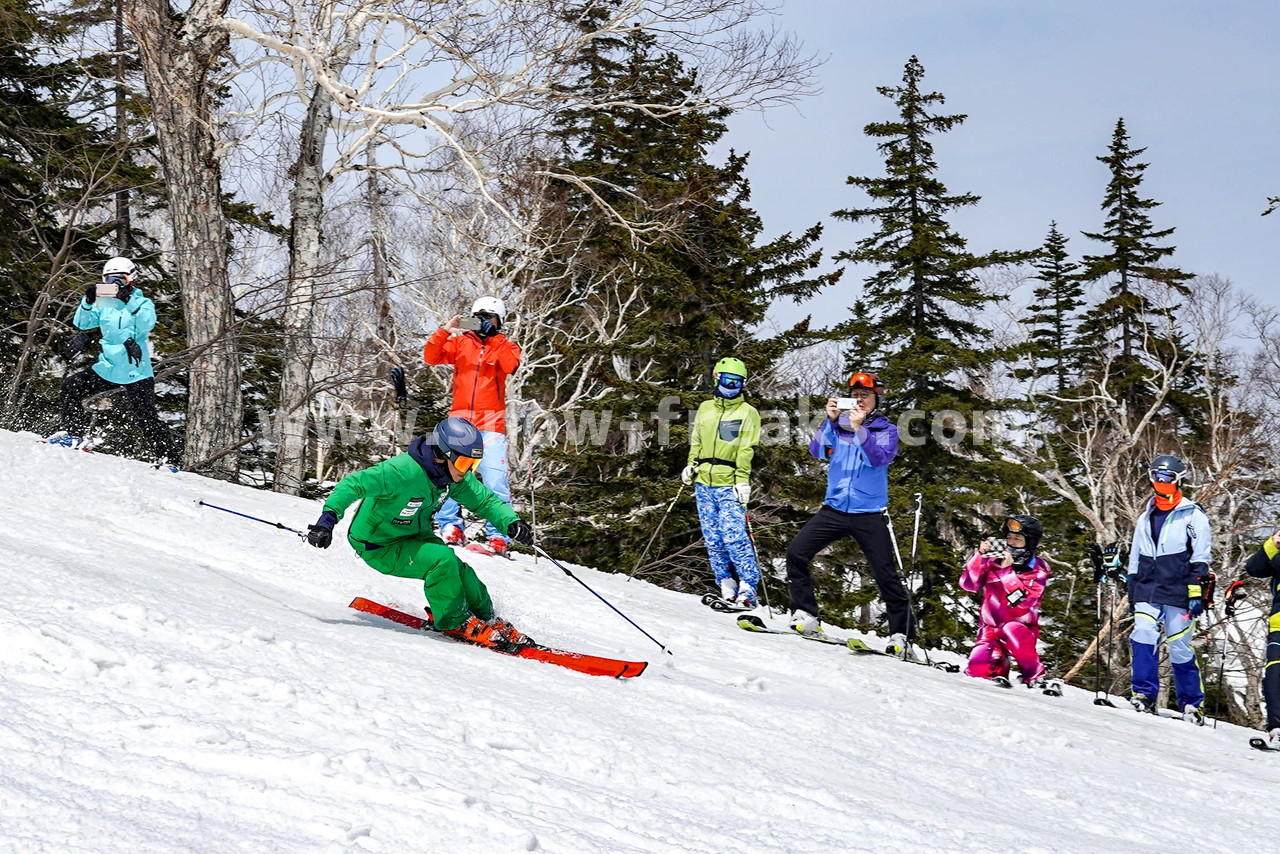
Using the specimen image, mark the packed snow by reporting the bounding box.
[2,428,1278,853]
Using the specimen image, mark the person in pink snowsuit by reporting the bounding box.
[959,515,1051,685]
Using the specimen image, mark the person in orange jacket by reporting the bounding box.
[423,296,521,555]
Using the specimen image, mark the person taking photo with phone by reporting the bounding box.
[960,516,1052,686]
[784,372,913,653]
[47,256,180,467]
[423,296,521,556]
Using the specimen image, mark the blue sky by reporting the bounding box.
[721,0,1278,330]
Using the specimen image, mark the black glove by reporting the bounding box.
[115,282,134,303]
[307,510,337,549]
[123,338,143,365]
[506,519,534,546]
[390,366,407,409]
[83,282,97,305]
[1224,580,1248,618]
[64,331,88,360]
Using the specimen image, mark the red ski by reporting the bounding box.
[349,597,647,679]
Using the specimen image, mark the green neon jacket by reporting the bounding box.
[687,396,761,487]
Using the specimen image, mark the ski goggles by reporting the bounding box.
[1151,469,1184,484]
[848,372,884,392]
[1004,518,1026,533]
[717,373,745,389]
[441,448,482,473]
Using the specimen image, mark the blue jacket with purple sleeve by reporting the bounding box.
[809,412,899,513]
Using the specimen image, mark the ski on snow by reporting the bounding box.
[1250,737,1279,753]
[700,593,755,613]
[981,675,1063,696]
[737,614,960,671]
[349,597,647,679]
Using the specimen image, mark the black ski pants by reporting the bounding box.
[785,504,914,638]
[60,369,178,460]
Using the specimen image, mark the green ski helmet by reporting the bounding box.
[713,357,748,379]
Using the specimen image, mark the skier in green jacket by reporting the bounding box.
[305,416,535,646]
[683,357,763,607]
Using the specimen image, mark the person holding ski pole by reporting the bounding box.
[960,515,1052,686]
[784,372,912,651]
[304,416,535,646]
[423,296,521,556]
[1125,454,1213,724]
[47,256,180,467]
[683,357,762,608]
[1245,528,1280,747]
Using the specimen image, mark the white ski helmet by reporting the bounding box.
[103,256,136,280]
[471,296,505,321]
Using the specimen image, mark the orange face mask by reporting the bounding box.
[1152,481,1182,510]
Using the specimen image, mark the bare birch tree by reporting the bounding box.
[123,0,243,478]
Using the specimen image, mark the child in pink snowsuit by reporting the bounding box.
[959,515,1051,685]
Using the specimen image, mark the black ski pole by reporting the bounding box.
[627,483,685,580]
[532,543,672,655]
[744,509,773,617]
[1092,580,1114,705]
[197,500,307,536]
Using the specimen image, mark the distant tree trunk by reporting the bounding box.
[273,86,332,493]
[366,154,402,453]
[123,0,241,479]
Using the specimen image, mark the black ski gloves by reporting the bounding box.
[307,510,338,549]
[83,282,97,305]
[123,338,143,365]
[506,519,534,546]
[1090,542,1127,584]
[64,331,88,360]
[115,281,134,303]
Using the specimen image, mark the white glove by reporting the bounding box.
[733,483,751,504]
[680,465,697,486]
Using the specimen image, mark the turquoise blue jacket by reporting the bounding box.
[73,289,156,385]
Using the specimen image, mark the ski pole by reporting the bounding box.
[884,510,927,664]
[744,509,773,617]
[532,543,672,655]
[1092,580,1111,705]
[528,452,538,566]
[627,482,685,580]
[197,500,307,536]
[909,492,924,644]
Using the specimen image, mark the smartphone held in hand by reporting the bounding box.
[458,316,482,332]
[96,282,119,298]
[836,397,856,411]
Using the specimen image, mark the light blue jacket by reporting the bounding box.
[1126,496,1212,608]
[73,289,156,385]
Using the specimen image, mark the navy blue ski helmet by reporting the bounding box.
[430,417,484,471]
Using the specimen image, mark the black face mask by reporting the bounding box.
[477,315,499,338]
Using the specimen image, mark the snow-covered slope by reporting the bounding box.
[2,428,1278,854]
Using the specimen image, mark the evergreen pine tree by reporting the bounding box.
[1019,222,1084,393]
[829,55,1034,647]
[523,12,835,583]
[1076,119,1193,367]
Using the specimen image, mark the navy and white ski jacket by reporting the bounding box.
[808,412,898,513]
[1125,496,1211,609]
